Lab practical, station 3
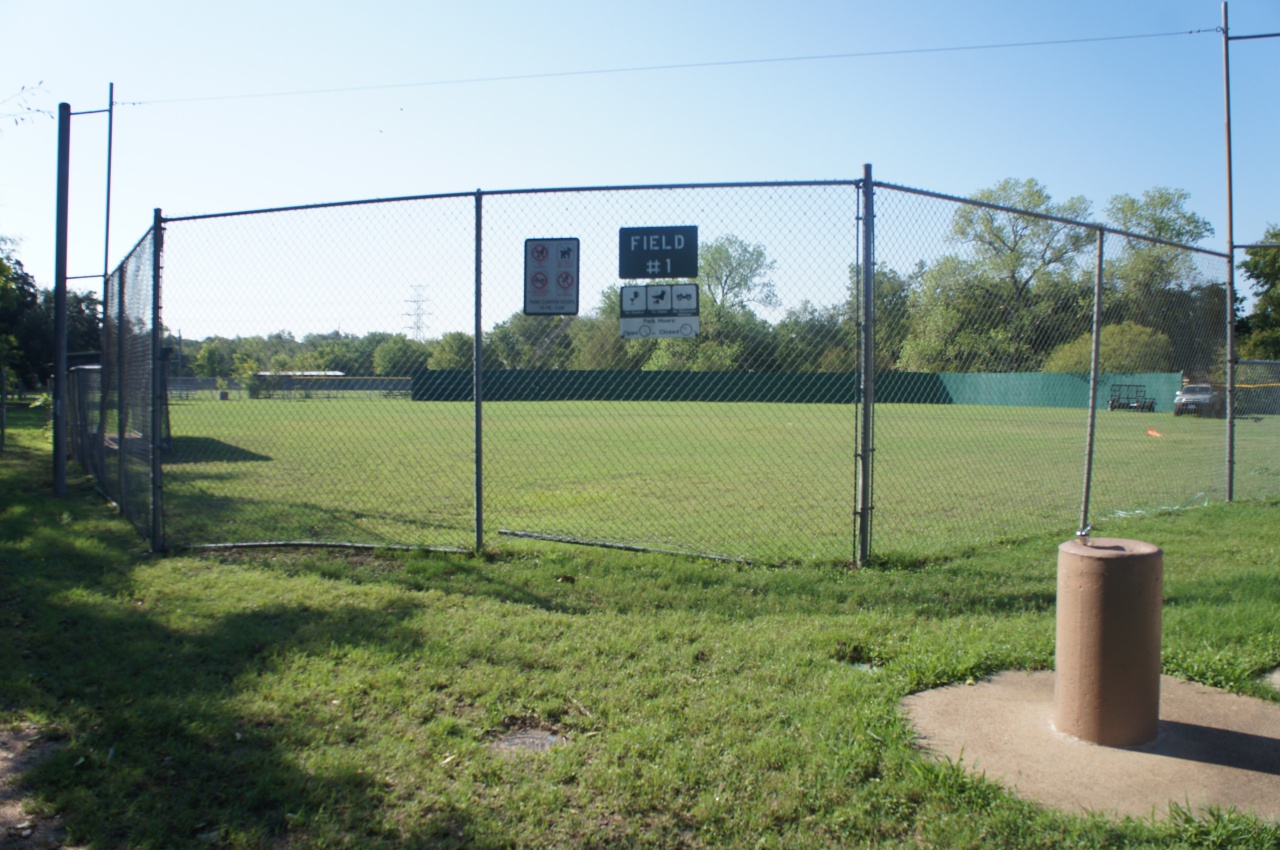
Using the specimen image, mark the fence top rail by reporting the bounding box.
[158,179,863,224]
[873,179,1230,259]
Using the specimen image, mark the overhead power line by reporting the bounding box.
[119,28,1219,107]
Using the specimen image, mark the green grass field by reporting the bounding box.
[163,396,1280,563]
[4,408,1280,848]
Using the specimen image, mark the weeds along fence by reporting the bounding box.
[66,175,1259,564]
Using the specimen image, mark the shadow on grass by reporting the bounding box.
[165,436,273,464]
[0,449,510,847]
[16,596,428,846]
[160,474,473,552]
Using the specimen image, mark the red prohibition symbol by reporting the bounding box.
[557,272,575,290]
[531,244,548,262]
[531,271,549,289]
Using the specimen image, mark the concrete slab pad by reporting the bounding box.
[902,671,1280,821]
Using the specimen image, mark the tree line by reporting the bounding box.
[177,181,1255,383]
[4,180,1277,393]
[1,237,100,393]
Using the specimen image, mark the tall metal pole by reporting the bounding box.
[102,83,114,288]
[150,209,164,551]
[116,239,127,506]
[1080,230,1105,537]
[857,164,876,566]
[1222,2,1236,501]
[473,190,484,554]
[53,103,72,496]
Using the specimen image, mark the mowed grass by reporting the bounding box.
[165,396,1279,562]
[4,407,1280,848]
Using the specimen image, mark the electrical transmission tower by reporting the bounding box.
[404,286,431,342]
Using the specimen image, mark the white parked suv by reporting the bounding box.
[1173,384,1219,417]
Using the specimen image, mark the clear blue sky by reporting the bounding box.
[2,0,1277,338]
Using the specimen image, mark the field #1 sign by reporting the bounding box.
[618,225,700,339]
[524,238,580,316]
[618,226,698,279]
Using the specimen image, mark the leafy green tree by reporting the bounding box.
[1105,188,1214,325]
[191,338,235,378]
[232,350,270,398]
[698,235,779,323]
[847,263,913,371]
[568,287,645,370]
[642,335,738,371]
[897,179,1094,373]
[427,331,474,371]
[774,301,848,372]
[1042,321,1174,374]
[1104,188,1221,377]
[1238,226,1280,361]
[373,335,432,376]
[5,285,101,390]
[640,307,775,372]
[639,236,779,372]
[486,312,573,370]
[1107,187,1213,245]
[298,331,392,375]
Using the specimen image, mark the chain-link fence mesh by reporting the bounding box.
[1,364,7,453]
[67,177,1265,563]
[1088,230,1229,523]
[155,184,862,561]
[67,364,103,481]
[870,184,1231,556]
[1235,360,1280,502]
[160,195,482,551]
[478,185,861,562]
[93,229,160,542]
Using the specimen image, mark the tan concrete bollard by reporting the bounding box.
[1053,537,1163,747]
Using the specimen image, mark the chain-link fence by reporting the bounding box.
[67,175,1269,563]
[870,183,1232,557]
[1235,359,1280,503]
[1,364,7,453]
[86,224,161,546]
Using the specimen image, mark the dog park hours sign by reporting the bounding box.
[524,238,580,315]
[619,283,700,339]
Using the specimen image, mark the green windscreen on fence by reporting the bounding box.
[410,369,1183,409]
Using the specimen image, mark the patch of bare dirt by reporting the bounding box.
[487,716,568,755]
[0,725,77,850]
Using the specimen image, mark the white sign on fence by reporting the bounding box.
[619,282,699,338]
[524,238,580,315]
[619,316,701,339]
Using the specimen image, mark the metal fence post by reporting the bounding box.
[473,190,485,554]
[857,164,876,566]
[1222,2,1237,501]
[1079,229,1105,535]
[150,209,165,551]
[116,249,127,508]
[1223,261,1233,499]
[53,102,72,496]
